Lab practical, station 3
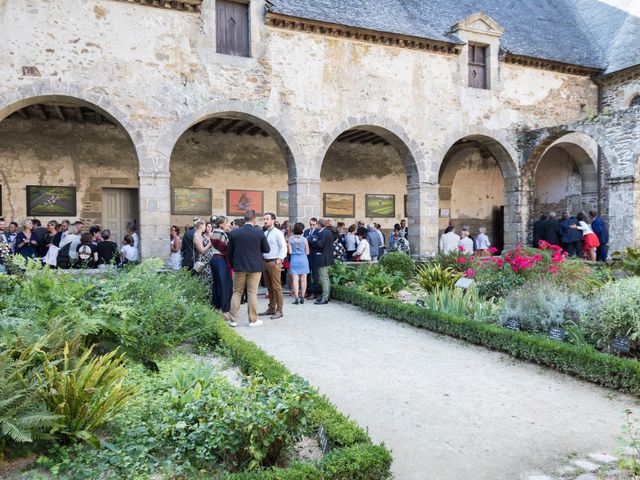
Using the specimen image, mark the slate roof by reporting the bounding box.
[266,0,640,74]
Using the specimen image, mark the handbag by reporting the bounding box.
[194,259,206,273]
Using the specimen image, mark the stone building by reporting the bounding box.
[0,0,638,258]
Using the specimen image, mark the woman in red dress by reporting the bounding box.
[577,212,600,261]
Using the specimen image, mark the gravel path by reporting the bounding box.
[236,297,638,480]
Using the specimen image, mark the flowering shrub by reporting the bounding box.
[467,242,571,298]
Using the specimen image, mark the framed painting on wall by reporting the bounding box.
[323,193,355,218]
[227,189,264,216]
[276,191,289,218]
[365,194,395,218]
[171,187,212,216]
[26,185,77,217]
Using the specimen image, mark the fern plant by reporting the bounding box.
[0,346,60,460]
[416,263,462,293]
[36,343,138,448]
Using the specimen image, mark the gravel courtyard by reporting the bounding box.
[237,297,638,480]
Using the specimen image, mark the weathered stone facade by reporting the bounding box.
[0,0,638,258]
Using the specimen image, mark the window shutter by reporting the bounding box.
[468,45,487,89]
[216,0,249,57]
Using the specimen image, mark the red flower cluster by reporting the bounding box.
[465,243,566,276]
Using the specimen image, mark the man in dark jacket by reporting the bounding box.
[181,223,196,270]
[304,218,321,299]
[561,214,582,257]
[314,218,335,305]
[228,210,271,326]
[539,211,562,246]
[532,213,547,248]
[590,210,609,261]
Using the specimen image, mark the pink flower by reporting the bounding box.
[457,257,467,263]
[458,245,464,253]
[464,269,476,278]
[548,266,559,274]
[488,247,498,254]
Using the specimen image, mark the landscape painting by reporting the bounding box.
[277,191,289,218]
[26,186,76,216]
[227,189,264,216]
[323,193,355,218]
[171,187,212,216]
[366,194,395,218]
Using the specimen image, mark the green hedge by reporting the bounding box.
[200,314,392,479]
[332,284,640,395]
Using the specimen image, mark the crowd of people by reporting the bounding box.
[175,212,412,327]
[532,210,609,261]
[0,217,140,269]
[439,225,493,256]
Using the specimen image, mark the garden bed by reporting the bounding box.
[331,248,640,395]
[0,260,391,479]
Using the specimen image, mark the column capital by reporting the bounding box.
[288,177,321,187]
[139,171,170,180]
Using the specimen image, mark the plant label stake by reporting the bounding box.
[454,278,474,289]
[506,320,520,331]
[317,424,329,454]
[415,299,425,308]
[549,327,567,342]
[611,336,631,354]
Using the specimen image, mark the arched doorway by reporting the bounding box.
[438,135,518,252]
[318,123,424,255]
[168,112,295,227]
[0,96,140,243]
[533,133,598,216]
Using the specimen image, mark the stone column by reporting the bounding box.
[503,176,526,251]
[138,171,171,259]
[288,177,321,223]
[607,176,637,252]
[407,181,438,259]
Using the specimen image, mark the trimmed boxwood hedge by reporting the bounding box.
[198,313,392,480]
[332,284,640,395]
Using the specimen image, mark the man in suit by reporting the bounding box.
[314,218,335,305]
[532,213,547,248]
[228,210,271,327]
[181,221,196,271]
[539,211,562,246]
[304,217,320,299]
[590,210,609,261]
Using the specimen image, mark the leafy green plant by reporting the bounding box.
[585,277,640,345]
[499,281,589,332]
[416,263,461,292]
[422,286,498,322]
[0,345,60,460]
[167,363,217,410]
[330,261,357,286]
[37,343,138,447]
[379,252,415,279]
[360,270,406,298]
[617,247,640,276]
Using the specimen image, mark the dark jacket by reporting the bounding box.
[315,227,335,268]
[306,228,321,254]
[591,216,609,245]
[561,217,582,243]
[181,227,196,269]
[532,219,545,247]
[227,224,270,272]
[540,219,562,246]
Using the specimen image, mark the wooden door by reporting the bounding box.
[104,189,138,244]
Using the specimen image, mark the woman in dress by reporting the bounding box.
[345,224,359,260]
[576,212,600,261]
[193,220,214,292]
[209,216,233,321]
[169,225,182,271]
[288,222,310,304]
[15,219,38,258]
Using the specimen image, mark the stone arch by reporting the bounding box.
[161,100,304,179]
[312,116,425,184]
[625,92,640,108]
[436,132,520,250]
[0,82,145,167]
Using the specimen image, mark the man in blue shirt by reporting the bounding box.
[589,210,609,261]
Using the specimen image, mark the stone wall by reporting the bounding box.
[0,0,607,257]
[599,66,640,110]
[534,146,583,214]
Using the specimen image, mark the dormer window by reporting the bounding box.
[468,44,488,89]
[216,0,250,57]
[631,95,640,108]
